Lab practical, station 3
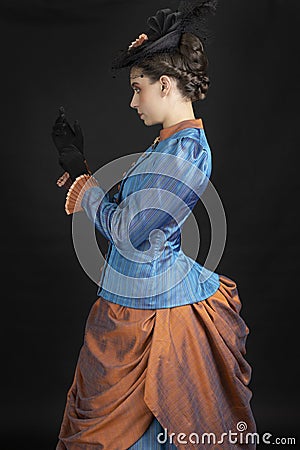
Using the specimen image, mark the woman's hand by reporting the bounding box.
[51,106,89,181]
[51,106,84,155]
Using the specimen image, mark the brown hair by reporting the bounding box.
[133,33,210,102]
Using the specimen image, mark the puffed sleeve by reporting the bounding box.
[80,136,211,255]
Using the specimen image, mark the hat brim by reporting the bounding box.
[111,30,182,70]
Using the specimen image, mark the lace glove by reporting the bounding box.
[51,106,90,185]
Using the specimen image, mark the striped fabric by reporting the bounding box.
[56,119,256,449]
[56,275,256,449]
[81,119,220,309]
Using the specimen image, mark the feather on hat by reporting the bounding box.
[111,0,217,71]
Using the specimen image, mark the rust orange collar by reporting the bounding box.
[159,118,203,141]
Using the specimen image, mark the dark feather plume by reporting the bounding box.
[179,0,218,40]
[111,0,218,71]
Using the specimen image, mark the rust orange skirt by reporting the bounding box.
[56,275,256,449]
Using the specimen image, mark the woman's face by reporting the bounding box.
[129,68,167,126]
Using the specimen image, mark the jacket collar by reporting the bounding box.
[159,118,203,141]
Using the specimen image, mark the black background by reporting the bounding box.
[1,0,299,448]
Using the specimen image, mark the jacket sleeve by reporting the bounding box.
[81,136,211,253]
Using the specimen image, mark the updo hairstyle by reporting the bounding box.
[133,33,210,102]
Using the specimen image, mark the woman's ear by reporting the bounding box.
[159,75,172,96]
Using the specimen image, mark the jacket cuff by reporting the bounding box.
[65,174,99,215]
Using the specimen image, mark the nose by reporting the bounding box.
[130,92,138,109]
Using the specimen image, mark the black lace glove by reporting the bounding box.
[51,106,89,181]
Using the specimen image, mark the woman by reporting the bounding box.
[52,2,257,449]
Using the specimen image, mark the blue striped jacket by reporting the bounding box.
[81,120,220,309]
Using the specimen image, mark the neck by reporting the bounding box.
[162,101,195,129]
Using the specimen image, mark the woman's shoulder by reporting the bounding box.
[158,127,209,158]
[163,126,204,143]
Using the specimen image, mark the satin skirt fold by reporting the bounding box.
[56,275,256,450]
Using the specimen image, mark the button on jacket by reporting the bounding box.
[81,119,220,309]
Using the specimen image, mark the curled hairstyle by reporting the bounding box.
[133,33,210,102]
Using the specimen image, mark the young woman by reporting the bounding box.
[52,2,256,449]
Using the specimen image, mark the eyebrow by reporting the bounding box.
[131,81,140,88]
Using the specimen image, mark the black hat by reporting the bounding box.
[111,0,218,71]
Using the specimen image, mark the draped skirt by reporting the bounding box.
[56,275,256,449]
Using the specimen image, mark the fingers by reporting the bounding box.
[64,120,75,136]
[52,106,75,137]
[52,121,67,136]
[73,120,82,137]
[52,106,66,136]
[54,105,66,124]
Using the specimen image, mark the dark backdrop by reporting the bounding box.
[0,0,299,448]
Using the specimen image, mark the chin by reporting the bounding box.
[143,117,160,127]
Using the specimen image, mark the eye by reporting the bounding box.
[133,87,141,94]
